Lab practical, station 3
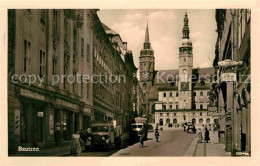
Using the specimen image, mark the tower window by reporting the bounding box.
[170,92,172,97]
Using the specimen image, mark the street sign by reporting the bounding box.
[221,73,237,82]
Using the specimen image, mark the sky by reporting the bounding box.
[98,9,217,72]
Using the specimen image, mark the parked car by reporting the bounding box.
[90,123,122,151]
[187,125,196,133]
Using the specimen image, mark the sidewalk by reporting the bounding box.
[184,130,231,157]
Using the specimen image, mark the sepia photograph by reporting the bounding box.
[6,8,251,158]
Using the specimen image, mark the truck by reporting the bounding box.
[89,122,122,151]
[129,117,148,142]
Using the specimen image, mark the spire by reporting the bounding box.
[145,21,150,43]
[182,11,190,39]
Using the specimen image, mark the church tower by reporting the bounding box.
[139,21,155,118]
[178,12,193,109]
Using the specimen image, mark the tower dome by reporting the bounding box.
[180,38,192,47]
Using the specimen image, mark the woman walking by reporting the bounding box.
[197,128,203,143]
[204,127,210,143]
[71,130,83,156]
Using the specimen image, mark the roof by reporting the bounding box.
[154,69,179,84]
[102,23,117,35]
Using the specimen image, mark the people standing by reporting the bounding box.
[204,127,210,143]
[71,130,83,156]
[197,128,203,143]
[155,127,160,142]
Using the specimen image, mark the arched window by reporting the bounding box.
[206,118,210,124]
[199,118,203,124]
[166,119,170,124]
[173,119,177,124]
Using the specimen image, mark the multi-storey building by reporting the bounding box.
[8,9,94,154]
[92,21,137,132]
[213,9,251,155]
[139,13,216,126]
[8,9,137,155]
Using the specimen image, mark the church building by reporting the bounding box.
[139,12,217,127]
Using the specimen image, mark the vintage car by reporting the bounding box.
[187,125,196,133]
[90,123,122,150]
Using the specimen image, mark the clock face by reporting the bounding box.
[181,82,189,91]
[183,69,187,74]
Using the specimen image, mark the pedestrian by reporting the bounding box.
[197,128,203,143]
[71,130,84,156]
[138,126,145,148]
[204,127,210,143]
[184,124,186,132]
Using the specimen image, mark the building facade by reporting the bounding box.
[213,9,251,155]
[8,9,137,155]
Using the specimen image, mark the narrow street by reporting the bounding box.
[111,128,196,156]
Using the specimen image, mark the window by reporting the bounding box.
[86,82,90,99]
[184,58,186,62]
[200,104,203,109]
[163,105,166,110]
[199,118,203,124]
[63,64,67,89]
[170,92,172,97]
[176,105,178,109]
[24,40,31,73]
[52,57,57,75]
[87,44,90,62]
[72,71,77,93]
[40,10,46,26]
[160,113,163,116]
[200,92,203,96]
[207,91,210,96]
[53,10,58,36]
[174,113,176,116]
[167,113,169,117]
[133,103,136,112]
[81,76,84,97]
[81,38,84,57]
[73,27,77,53]
[39,50,46,78]
[163,93,166,97]
[200,112,202,116]
[170,105,172,109]
[176,92,178,97]
[194,92,196,96]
